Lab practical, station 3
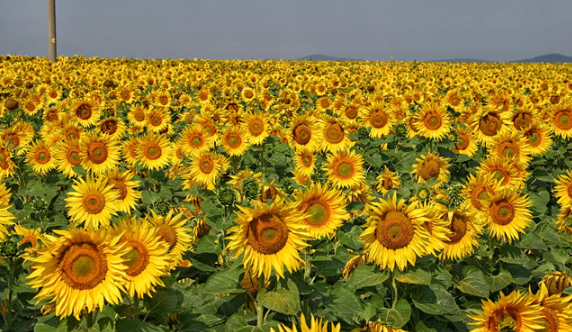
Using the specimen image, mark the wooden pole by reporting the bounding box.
[48,0,56,62]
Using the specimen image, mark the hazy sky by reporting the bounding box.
[1,0,571,62]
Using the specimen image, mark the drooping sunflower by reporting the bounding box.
[550,103,572,139]
[241,111,269,145]
[360,101,394,138]
[482,188,533,243]
[80,132,121,176]
[452,126,479,157]
[27,227,129,319]
[226,199,310,280]
[293,183,349,239]
[0,143,15,180]
[271,313,341,332]
[529,283,572,332]
[147,210,193,269]
[103,169,141,215]
[319,115,352,153]
[511,107,538,132]
[25,140,56,175]
[65,176,119,230]
[411,152,450,188]
[413,102,452,141]
[111,218,171,299]
[438,208,483,261]
[375,166,402,194]
[13,223,43,261]
[468,290,544,332]
[1,121,34,156]
[359,193,431,271]
[179,124,215,157]
[323,148,366,189]
[288,115,323,153]
[539,272,572,296]
[522,121,553,156]
[555,205,572,235]
[221,126,249,157]
[70,98,101,128]
[136,133,172,170]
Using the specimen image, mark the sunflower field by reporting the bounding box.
[0,55,572,332]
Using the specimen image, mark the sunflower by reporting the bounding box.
[411,153,450,188]
[323,148,365,189]
[70,98,101,127]
[147,210,194,269]
[438,208,483,261]
[62,122,83,142]
[413,102,452,141]
[271,313,341,332]
[472,105,512,146]
[0,204,15,241]
[359,193,431,271]
[416,202,451,256]
[103,169,141,215]
[221,126,249,157]
[45,85,63,104]
[13,223,43,261]
[1,121,34,156]
[25,140,56,175]
[241,86,256,103]
[80,132,121,176]
[293,183,349,239]
[259,180,287,204]
[27,227,129,319]
[226,199,310,280]
[136,133,172,170]
[152,89,172,107]
[460,173,500,215]
[555,205,572,235]
[376,166,402,194]
[116,86,135,104]
[482,189,533,243]
[553,170,572,207]
[146,106,172,133]
[288,115,323,153]
[317,96,332,111]
[65,176,119,230]
[477,157,524,190]
[452,126,479,157]
[127,104,148,128]
[112,218,170,299]
[294,150,317,177]
[511,107,537,132]
[319,115,352,153]
[53,140,83,178]
[539,272,572,296]
[42,106,63,126]
[489,131,532,165]
[121,136,140,166]
[550,103,572,139]
[446,89,464,109]
[530,283,572,332]
[361,102,393,138]
[186,151,221,190]
[522,121,553,156]
[97,117,126,141]
[0,143,15,180]
[468,290,544,332]
[193,113,219,141]
[241,111,269,145]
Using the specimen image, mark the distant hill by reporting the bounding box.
[511,53,572,63]
[297,54,364,61]
[429,58,490,63]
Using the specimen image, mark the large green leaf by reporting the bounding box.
[486,269,513,292]
[346,264,389,291]
[203,262,244,294]
[328,285,363,315]
[395,266,432,285]
[257,288,299,315]
[412,284,459,315]
[455,266,490,298]
[378,299,412,329]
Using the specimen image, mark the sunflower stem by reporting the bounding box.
[391,272,398,309]
[5,257,14,329]
[257,274,264,327]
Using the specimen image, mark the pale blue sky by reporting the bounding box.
[1,0,571,61]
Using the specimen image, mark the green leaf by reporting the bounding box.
[337,225,363,251]
[141,190,160,205]
[544,249,570,267]
[532,169,554,183]
[395,266,432,285]
[378,299,412,329]
[204,262,244,294]
[258,288,299,315]
[144,288,180,319]
[529,189,550,215]
[455,266,490,298]
[518,232,547,250]
[412,284,459,315]
[346,264,389,291]
[487,269,513,292]
[328,285,363,315]
[116,319,164,332]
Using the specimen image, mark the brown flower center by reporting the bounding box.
[247,213,289,254]
[376,211,414,250]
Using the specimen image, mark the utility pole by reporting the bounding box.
[48,0,56,62]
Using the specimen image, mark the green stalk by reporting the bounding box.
[391,272,398,309]
[257,275,264,327]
